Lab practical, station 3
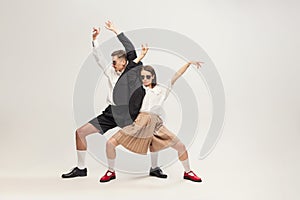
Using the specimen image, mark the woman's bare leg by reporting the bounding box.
[171,141,188,161]
[106,137,120,159]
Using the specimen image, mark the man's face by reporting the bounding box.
[112,56,126,72]
[141,70,155,87]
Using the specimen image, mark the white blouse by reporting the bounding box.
[139,81,173,116]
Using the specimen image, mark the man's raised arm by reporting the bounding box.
[91,27,109,77]
[105,20,137,62]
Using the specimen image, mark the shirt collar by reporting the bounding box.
[143,85,161,95]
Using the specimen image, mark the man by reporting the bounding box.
[62,21,167,180]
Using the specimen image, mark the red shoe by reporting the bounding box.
[184,171,202,182]
[100,170,116,182]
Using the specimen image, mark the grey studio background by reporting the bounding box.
[0,0,299,200]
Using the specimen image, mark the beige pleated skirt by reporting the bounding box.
[112,112,179,154]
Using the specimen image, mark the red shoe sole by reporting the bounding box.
[184,176,202,182]
[100,176,116,183]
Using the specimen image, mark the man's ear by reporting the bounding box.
[122,59,126,65]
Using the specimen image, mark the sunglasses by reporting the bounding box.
[112,60,117,65]
[141,75,152,80]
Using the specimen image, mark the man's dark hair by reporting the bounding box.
[111,50,126,60]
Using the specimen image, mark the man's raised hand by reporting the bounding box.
[105,20,119,35]
[92,27,100,40]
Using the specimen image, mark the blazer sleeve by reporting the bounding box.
[117,32,137,61]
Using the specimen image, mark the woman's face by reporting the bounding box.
[141,70,155,87]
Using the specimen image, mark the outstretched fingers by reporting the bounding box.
[190,61,204,68]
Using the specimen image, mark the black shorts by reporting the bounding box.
[88,105,117,135]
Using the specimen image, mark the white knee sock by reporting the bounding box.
[108,159,115,172]
[77,150,86,169]
[181,158,191,172]
[150,152,158,169]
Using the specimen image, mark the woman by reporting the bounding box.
[100,61,203,183]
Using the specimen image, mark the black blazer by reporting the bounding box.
[111,33,145,126]
[129,86,146,121]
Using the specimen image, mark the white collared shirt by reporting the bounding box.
[140,81,173,116]
[92,40,124,105]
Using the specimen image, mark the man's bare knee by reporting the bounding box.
[76,128,85,139]
[76,124,98,139]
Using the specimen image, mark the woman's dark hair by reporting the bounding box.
[141,65,157,87]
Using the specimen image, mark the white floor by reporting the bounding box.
[1,154,298,200]
[0,160,206,200]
